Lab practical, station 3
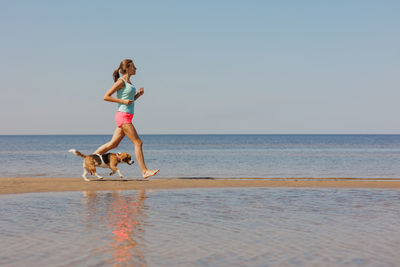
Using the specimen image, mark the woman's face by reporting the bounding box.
[128,63,137,75]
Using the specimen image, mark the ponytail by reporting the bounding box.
[113,67,120,82]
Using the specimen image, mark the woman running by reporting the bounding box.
[93,59,159,179]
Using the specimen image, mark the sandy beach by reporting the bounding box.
[0,177,399,195]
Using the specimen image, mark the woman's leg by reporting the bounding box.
[93,127,125,154]
[121,123,159,178]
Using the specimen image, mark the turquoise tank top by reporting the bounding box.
[117,78,136,114]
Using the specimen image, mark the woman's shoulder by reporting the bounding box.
[112,78,125,91]
[118,77,127,84]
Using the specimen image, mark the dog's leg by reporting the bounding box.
[116,169,124,178]
[82,166,90,182]
[110,166,124,178]
[86,159,103,180]
[94,172,104,179]
[109,170,116,176]
[109,161,123,178]
[92,167,103,179]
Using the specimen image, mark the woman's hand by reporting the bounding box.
[122,99,133,105]
[134,88,144,101]
[138,88,144,96]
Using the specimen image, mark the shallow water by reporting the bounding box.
[1,134,400,178]
[1,188,400,266]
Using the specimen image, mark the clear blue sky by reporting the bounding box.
[1,0,399,134]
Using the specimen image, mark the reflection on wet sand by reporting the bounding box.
[83,190,147,266]
[2,188,400,266]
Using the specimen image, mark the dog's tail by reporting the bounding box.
[68,149,86,159]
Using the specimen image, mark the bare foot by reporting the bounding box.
[142,169,160,179]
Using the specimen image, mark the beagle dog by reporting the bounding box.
[69,149,134,181]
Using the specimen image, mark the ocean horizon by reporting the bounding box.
[1,134,400,179]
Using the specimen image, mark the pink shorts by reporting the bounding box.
[115,111,134,128]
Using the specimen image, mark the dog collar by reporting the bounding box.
[116,153,121,162]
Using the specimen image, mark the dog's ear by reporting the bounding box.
[120,153,133,163]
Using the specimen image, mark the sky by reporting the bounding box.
[0,0,399,134]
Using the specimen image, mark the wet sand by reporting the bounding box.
[1,177,400,195]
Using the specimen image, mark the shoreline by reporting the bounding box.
[1,177,400,195]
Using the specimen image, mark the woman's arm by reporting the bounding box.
[134,88,144,101]
[103,79,132,105]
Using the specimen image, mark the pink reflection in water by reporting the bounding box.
[84,190,147,266]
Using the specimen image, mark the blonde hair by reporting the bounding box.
[113,59,133,82]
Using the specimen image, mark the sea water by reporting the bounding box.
[1,134,400,178]
[0,188,399,266]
